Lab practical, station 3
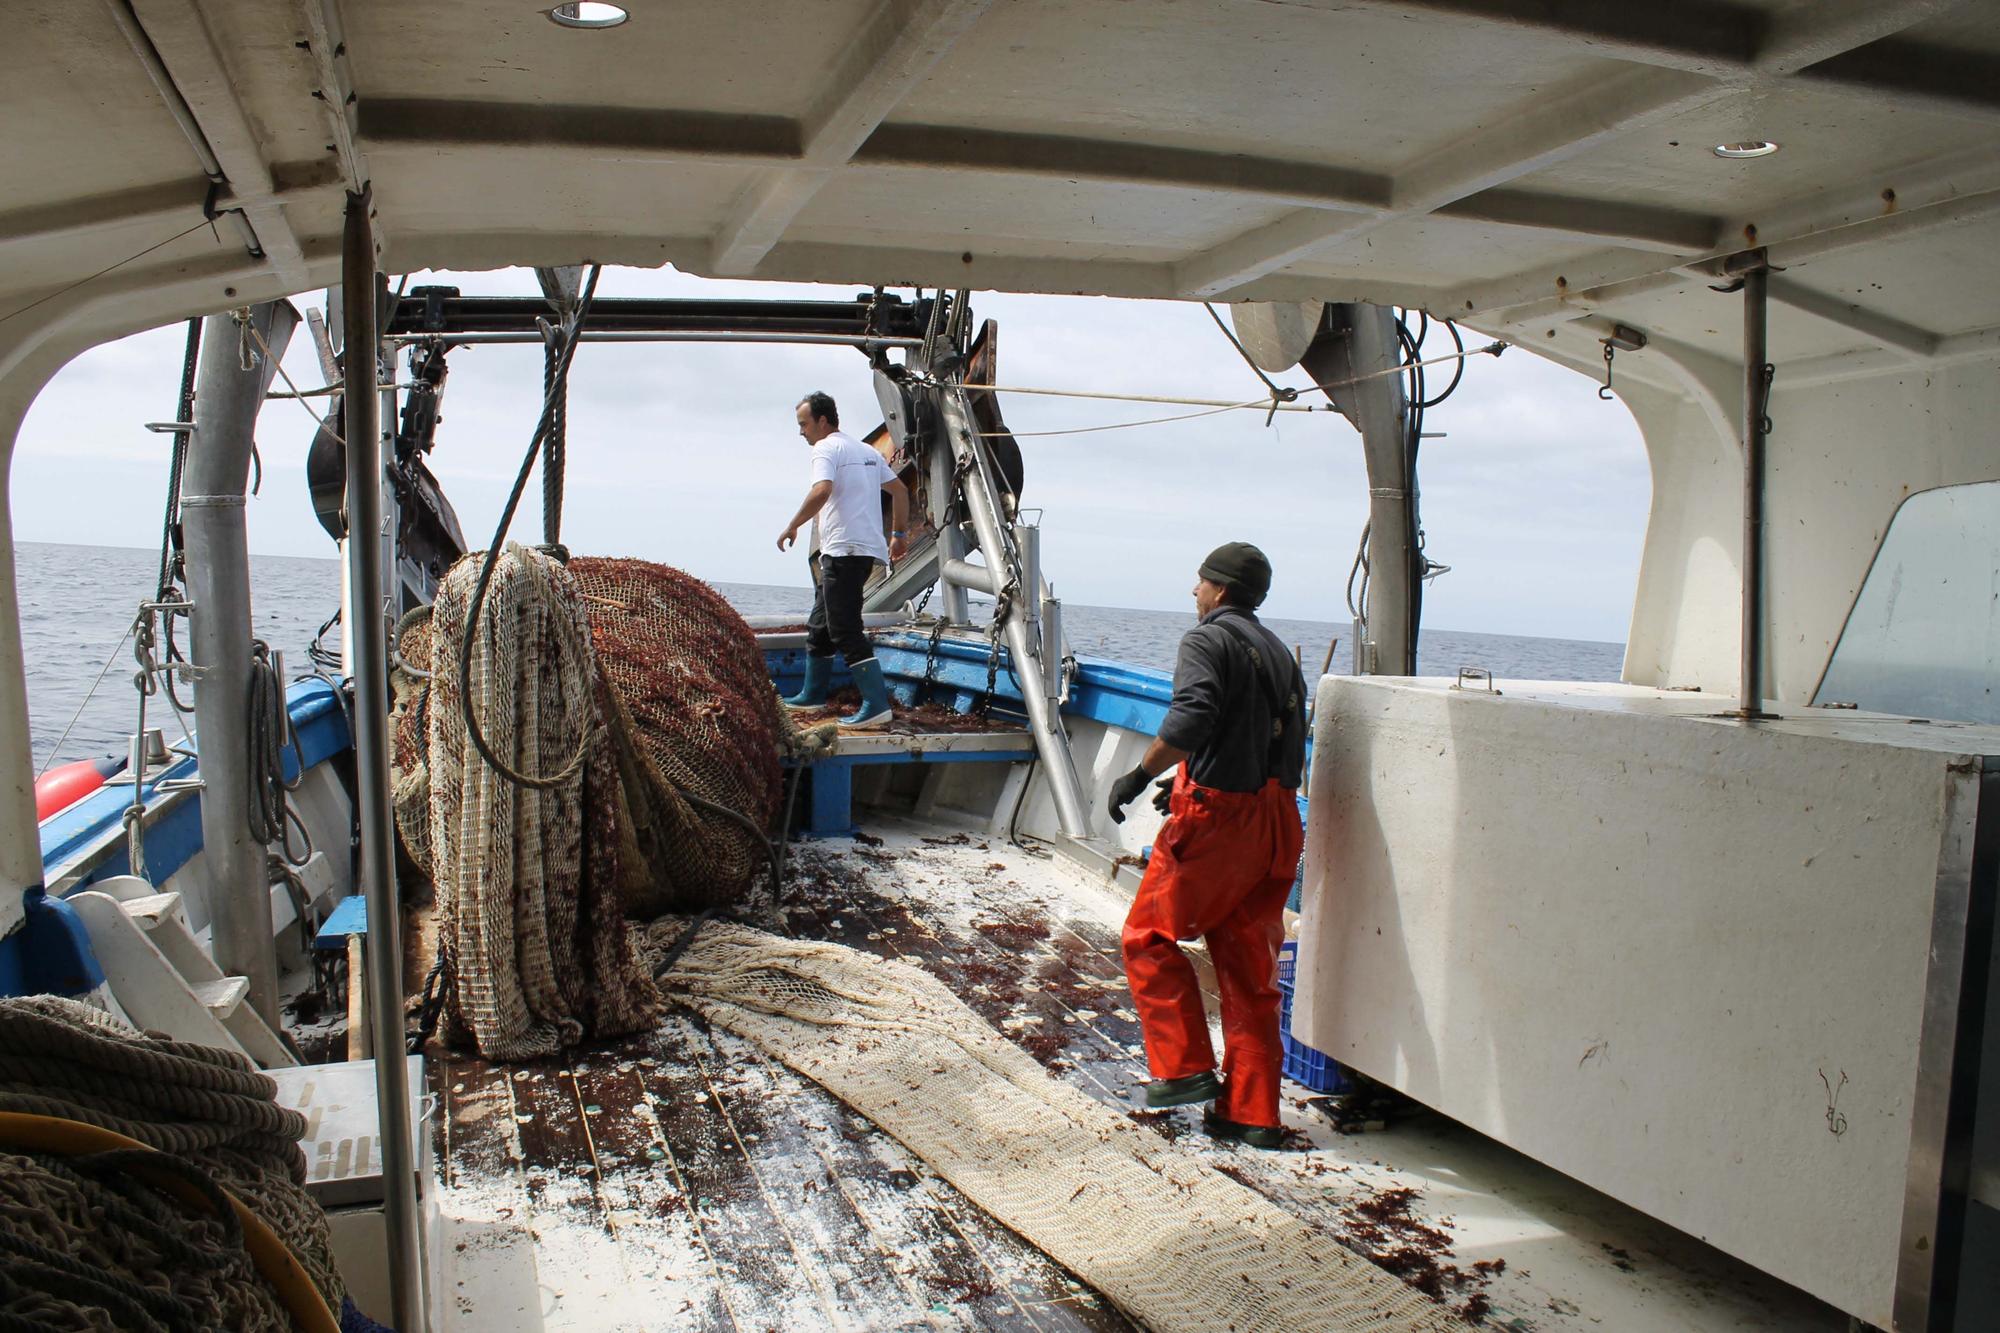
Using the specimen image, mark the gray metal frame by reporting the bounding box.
[1897,758,2000,1331]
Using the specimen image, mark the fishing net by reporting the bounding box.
[0,996,346,1331]
[646,920,1460,1333]
[564,556,793,917]
[408,546,660,1060]
[392,549,823,1059]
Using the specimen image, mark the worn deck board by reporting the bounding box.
[428,825,1849,1332]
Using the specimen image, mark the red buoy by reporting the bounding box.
[35,756,123,821]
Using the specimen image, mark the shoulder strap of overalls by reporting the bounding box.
[1210,615,1303,772]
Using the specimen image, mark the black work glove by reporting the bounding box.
[1105,765,1151,824]
[1151,777,1174,816]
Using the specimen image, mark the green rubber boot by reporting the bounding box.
[783,656,832,710]
[843,657,893,729]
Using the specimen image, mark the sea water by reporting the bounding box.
[19,542,1623,771]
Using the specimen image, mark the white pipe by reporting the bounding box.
[941,557,1001,595]
[183,301,298,1027]
[937,386,1092,837]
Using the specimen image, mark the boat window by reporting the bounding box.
[1815,480,2000,723]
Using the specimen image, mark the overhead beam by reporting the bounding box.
[0,173,344,255]
[1437,189,1717,254]
[357,98,802,164]
[710,0,991,275]
[1175,67,1723,298]
[1797,38,2000,127]
[1452,146,2000,321]
[1755,0,1969,73]
[1766,277,1938,360]
[855,124,1391,213]
[1301,0,1998,122]
[1278,0,1759,75]
[364,105,1714,257]
[292,0,369,191]
[126,0,309,284]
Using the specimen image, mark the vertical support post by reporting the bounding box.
[936,387,1091,837]
[1738,259,1770,718]
[1016,518,1041,668]
[1303,305,1414,675]
[928,401,971,625]
[0,413,43,917]
[183,301,298,1029]
[343,187,425,1333]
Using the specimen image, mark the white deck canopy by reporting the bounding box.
[3,0,2000,873]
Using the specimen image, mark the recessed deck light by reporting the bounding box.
[1714,141,1779,159]
[548,3,628,28]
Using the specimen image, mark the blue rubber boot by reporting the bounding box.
[783,656,833,710]
[842,657,893,729]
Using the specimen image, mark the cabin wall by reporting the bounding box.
[1623,359,2000,705]
[1294,674,1995,1328]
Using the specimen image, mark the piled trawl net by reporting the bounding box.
[646,921,1460,1333]
[0,996,345,1331]
[418,546,660,1060]
[564,557,790,916]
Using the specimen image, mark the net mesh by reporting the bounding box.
[0,996,347,1331]
[565,556,789,917]
[406,546,660,1060]
[391,551,824,1060]
[646,920,1460,1333]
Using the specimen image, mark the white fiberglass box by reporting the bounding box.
[1294,677,1998,1331]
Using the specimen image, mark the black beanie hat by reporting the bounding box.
[1198,541,1272,607]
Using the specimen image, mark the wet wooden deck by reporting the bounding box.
[425,825,1849,1333]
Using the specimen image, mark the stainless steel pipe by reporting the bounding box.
[936,387,1092,837]
[1739,260,1770,718]
[183,301,297,1029]
[343,188,426,1333]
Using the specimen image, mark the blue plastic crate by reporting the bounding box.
[1276,941,1351,1094]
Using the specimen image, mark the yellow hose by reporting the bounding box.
[0,1111,343,1333]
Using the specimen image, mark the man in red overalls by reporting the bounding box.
[1106,542,1306,1148]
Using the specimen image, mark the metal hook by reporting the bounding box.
[1596,324,1647,401]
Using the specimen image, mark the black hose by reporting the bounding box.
[247,639,309,864]
[454,265,604,790]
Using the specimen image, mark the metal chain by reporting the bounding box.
[921,618,948,703]
[973,582,1012,717]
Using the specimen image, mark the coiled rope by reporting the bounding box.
[0,998,345,1331]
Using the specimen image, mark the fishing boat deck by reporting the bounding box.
[425,826,1849,1332]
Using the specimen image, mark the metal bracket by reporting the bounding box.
[1450,665,1501,695]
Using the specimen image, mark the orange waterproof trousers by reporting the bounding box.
[1121,766,1305,1128]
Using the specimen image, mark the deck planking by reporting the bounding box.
[426,833,1410,1331]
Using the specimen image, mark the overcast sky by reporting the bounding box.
[14,266,1649,642]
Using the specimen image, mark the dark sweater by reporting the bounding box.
[1155,607,1307,792]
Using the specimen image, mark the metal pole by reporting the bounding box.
[928,399,971,625]
[381,331,923,348]
[937,387,1092,837]
[1305,305,1415,674]
[183,301,298,1029]
[344,187,424,1333]
[1739,259,1770,718]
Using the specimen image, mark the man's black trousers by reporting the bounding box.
[806,554,878,663]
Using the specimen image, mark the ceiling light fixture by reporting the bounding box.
[1713,141,1780,159]
[548,3,629,29]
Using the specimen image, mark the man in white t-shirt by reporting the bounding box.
[777,391,910,728]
